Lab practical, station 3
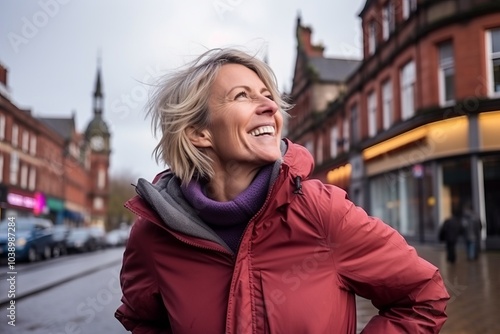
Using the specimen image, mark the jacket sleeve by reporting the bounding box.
[115,217,172,334]
[319,184,450,333]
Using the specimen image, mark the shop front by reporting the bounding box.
[0,184,7,220]
[63,201,87,227]
[362,112,500,249]
[3,187,47,219]
[46,197,65,225]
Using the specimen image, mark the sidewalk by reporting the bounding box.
[0,247,124,307]
[356,243,500,334]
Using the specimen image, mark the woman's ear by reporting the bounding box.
[186,126,212,148]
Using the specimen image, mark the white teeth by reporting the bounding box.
[249,125,275,136]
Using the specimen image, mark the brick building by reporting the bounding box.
[287,0,500,249]
[0,61,111,228]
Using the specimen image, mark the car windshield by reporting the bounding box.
[0,218,34,232]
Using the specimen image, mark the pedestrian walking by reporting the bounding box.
[115,48,449,333]
[462,202,482,261]
[439,211,464,264]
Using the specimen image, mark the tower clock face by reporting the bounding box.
[90,136,105,151]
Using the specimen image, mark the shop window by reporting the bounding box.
[0,155,3,183]
[441,158,472,220]
[369,165,433,238]
[438,41,455,106]
[483,156,500,237]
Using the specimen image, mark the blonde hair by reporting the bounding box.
[147,48,291,185]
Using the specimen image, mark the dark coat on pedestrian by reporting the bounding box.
[439,216,463,243]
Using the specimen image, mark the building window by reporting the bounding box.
[22,131,29,152]
[10,151,18,185]
[29,167,36,190]
[0,115,5,140]
[98,169,106,189]
[350,104,360,143]
[400,60,416,120]
[317,136,323,165]
[20,164,28,188]
[368,91,377,137]
[368,20,377,55]
[12,124,18,147]
[93,197,103,210]
[402,0,417,20]
[343,118,350,152]
[330,126,338,158]
[382,2,395,41]
[382,79,393,130]
[488,28,500,96]
[438,41,455,106]
[304,140,313,157]
[30,136,37,155]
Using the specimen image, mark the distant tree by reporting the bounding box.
[106,170,139,231]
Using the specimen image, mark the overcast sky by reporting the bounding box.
[1,0,365,180]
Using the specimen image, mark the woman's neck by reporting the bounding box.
[205,165,260,202]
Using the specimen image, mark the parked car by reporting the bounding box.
[51,224,72,257]
[105,228,129,247]
[88,226,107,249]
[66,228,99,253]
[0,217,55,262]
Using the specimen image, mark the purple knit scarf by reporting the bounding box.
[180,164,273,252]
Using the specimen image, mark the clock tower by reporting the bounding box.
[85,58,111,227]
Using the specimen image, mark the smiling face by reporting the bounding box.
[190,63,283,176]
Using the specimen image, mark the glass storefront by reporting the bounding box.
[483,155,500,247]
[368,163,437,241]
[367,155,500,249]
[441,158,472,220]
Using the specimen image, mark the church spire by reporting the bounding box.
[93,52,103,115]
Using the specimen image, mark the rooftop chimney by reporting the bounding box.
[0,63,7,87]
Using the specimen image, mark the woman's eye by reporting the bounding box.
[235,91,247,99]
[265,95,274,101]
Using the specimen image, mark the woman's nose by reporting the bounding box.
[256,96,278,115]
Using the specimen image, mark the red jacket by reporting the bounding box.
[116,139,449,333]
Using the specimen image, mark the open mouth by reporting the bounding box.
[249,125,275,137]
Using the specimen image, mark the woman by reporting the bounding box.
[115,48,449,333]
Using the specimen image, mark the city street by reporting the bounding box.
[0,248,125,334]
[356,243,500,334]
[0,243,498,333]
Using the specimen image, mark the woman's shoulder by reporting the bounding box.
[291,179,353,221]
